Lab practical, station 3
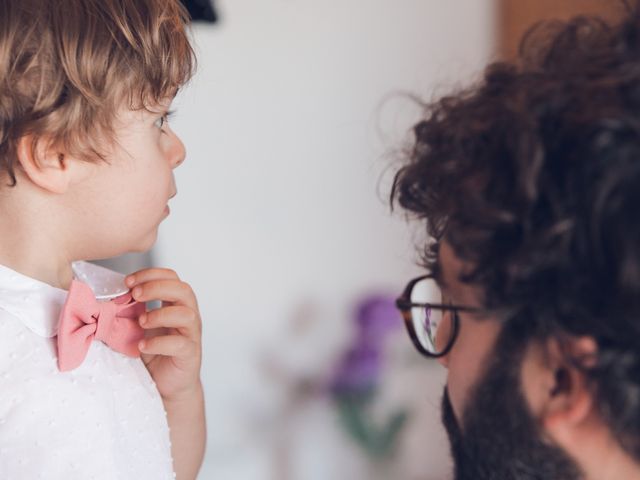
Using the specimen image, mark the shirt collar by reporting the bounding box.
[0,261,130,338]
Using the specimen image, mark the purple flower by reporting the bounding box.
[355,295,402,346]
[330,294,401,395]
[331,345,380,394]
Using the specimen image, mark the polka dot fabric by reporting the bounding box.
[0,262,175,479]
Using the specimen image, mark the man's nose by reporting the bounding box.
[435,312,454,368]
[437,351,450,369]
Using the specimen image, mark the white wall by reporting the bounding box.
[155,1,496,478]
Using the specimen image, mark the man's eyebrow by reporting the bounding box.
[431,258,449,292]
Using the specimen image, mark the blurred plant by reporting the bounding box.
[329,295,409,459]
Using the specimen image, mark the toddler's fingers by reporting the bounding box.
[125,268,180,288]
[140,306,201,341]
[131,279,197,307]
[139,333,198,359]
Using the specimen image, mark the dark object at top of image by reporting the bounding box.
[180,0,218,23]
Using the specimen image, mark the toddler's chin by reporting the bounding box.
[135,231,160,253]
[118,228,160,256]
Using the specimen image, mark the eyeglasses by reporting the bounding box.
[395,275,480,358]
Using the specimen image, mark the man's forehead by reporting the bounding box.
[437,240,483,307]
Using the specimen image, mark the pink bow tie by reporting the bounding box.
[57,280,146,372]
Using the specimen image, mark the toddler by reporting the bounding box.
[0,1,206,478]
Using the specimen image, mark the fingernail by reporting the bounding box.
[139,313,147,326]
[139,340,146,351]
[126,276,135,287]
[132,287,142,298]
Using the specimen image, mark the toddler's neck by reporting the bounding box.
[0,186,74,290]
[0,247,74,290]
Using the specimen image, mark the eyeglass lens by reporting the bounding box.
[409,277,450,354]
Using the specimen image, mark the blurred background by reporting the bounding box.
[100,0,619,478]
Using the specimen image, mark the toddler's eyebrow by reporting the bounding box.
[159,109,176,119]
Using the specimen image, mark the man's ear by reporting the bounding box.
[540,336,598,443]
[16,135,88,194]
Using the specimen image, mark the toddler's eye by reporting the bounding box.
[154,115,168,129]
[154,110,175,130]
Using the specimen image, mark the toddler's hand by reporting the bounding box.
[125,268,202,402]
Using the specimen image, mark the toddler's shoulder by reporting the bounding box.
[0,307,56,370]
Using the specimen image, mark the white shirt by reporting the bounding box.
[0,261,175,480]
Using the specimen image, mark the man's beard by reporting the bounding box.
[440,325,583,480]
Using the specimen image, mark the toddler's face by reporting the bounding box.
[70,99,186,259]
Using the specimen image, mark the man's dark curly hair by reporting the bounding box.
[392,5,640,461]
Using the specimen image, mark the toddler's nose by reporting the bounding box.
[168,130,186,168]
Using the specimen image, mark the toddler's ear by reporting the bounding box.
[16,135,89,194]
